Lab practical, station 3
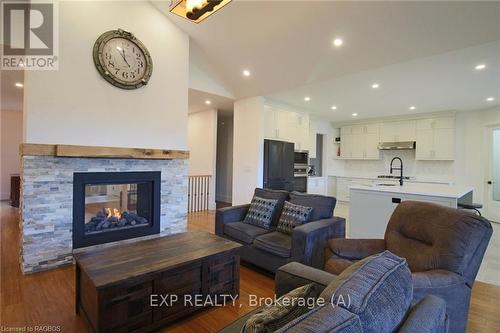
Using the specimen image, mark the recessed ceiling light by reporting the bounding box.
[333,38,343,47]
[205,100,212,105]
[409,106,416,110]
[371,83,380,89]
[15,82,23,88]
[475,64,486,70]
[486,97,495,102]
[352,113,358,117]
[242,69,251,77]
[331,106,337,110]
[304,96,311,102]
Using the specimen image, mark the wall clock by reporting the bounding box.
[93,29,153,90]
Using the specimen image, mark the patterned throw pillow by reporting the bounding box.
[242,283,320,333]
[277,201,313,235]
[243,196,279,229]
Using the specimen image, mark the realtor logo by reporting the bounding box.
[1,0,58,70]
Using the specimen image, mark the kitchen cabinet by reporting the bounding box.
[336,177,381,201]
[264,106,309,151]
[415,117,455,160]
[340,124,380,160]
[309,121,317,158]
[380,120,416,142]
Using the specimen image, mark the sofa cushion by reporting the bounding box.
[254,232,292,258]
[288,192,336,221]
[254,188,290,226]
[243,196,279,229]
[224,222,270,245]
[320,251,413,333]
[242,283,320,333]
[277,201,313,235]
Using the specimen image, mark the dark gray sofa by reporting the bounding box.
[220,254,448,333]
[324,201,493,333]
[215,188,346,273]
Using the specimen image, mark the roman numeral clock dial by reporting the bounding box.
[93,29,153,90]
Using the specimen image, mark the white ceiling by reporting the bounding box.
[188,88,234,114]
[269,41,500,121]
[155,0,500,120]
[1,69,24,111]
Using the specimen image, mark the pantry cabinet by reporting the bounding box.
[415,117,455,160]
[264,106,309,151]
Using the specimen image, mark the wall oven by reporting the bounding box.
[294,151,309,166]
[293,150,308,192]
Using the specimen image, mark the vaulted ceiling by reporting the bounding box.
[155,0,500,120]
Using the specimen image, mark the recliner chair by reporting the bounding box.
[324,201,493,333]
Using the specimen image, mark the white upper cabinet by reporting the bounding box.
[264,105,309,151]
[415,116,455,160]
[380,120,416,142]
[340,123,380,159]
[264,106,278,138]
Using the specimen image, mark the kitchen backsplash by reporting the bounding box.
[342,150,455,182]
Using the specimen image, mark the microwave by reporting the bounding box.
[294,151,309,165]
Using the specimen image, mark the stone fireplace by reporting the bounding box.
[72,171,161,249]
[20,144,189,273]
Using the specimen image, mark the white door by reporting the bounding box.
[486,127,500,223]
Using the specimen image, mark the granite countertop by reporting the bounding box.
[329,175,452,185]
[349,183,473,199]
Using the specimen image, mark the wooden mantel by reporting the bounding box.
[20,144,189,160]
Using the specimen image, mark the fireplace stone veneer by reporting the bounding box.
[20,155,188,273]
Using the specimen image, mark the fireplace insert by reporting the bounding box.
[73,171,161,249]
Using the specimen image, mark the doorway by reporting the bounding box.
[215,111,234,207]
[486,126,500,223]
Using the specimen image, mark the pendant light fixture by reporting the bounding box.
[169,0,232,23]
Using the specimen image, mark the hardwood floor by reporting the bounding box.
[1,204,499,332]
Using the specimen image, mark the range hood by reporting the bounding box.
[377,141,416,150]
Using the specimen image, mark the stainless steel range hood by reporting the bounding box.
[377,141,416,150]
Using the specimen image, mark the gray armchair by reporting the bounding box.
[324,201,493,333]
[215,188,346,273]
[220,259,448,333]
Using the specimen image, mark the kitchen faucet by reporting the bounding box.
[390,157,404,186]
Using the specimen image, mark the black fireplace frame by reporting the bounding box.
[72,171,161,249]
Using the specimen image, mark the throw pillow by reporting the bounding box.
[242,283,320,333]
[243,196,279,229]
[277,201,313,235]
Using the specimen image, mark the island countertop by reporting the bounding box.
[349,183,473,199]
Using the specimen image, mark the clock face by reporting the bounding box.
[93,30,153,89]
[103,38,147,83]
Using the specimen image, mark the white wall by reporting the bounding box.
[216,113,233,203]
[23,1,189,150]
[455,106,500,219]
[188,109,217,209]
[232,97,265,205]
[0,110,23,200]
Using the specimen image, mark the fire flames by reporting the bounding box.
[105,208,121,219]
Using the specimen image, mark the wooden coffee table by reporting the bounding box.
[74,231,241,333]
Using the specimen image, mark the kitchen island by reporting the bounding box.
[349,183,473,238]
